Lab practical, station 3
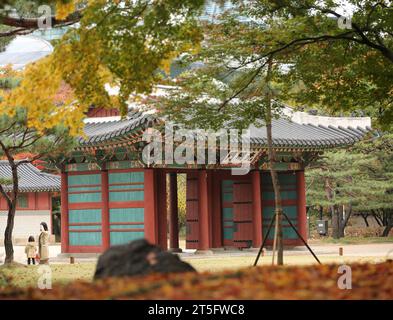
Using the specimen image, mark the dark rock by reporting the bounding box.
[94,239,196,280]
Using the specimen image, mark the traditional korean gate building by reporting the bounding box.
[60,107,371,254]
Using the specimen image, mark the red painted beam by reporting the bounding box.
[60,171,69,253]
[252,170,263,248]
[108,201,145,209]
[296,170,307,243]
[68,203,105,210]
[67,245,103,253]
[101,168,110,250]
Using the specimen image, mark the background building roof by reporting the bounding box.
[0,161,60,193]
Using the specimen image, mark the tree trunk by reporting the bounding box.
[382,224,392,237]
[332,205,340,239]
[332,204,351,239]
[382,211,388,226]
[338,205,344,237]
[381,211,392,237]
[264,58,284,265]
[372,210,383,226]
[4,161,19,265]
[4,203,16,264]
[338,205,345,238]
[340,204,352,238]
[360,213,369,227]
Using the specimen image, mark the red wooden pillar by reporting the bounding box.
[207,171,214,248]
[156,169,167,250]
[198,170,211,251]
[144,169,158,244]
[211,171,222,248]
[168,173,181,252]
[252,170,263,248]
[101,167,110,250]
[296,170,307,243]
[60,170,69,253]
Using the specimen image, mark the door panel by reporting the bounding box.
[262,173,299,241]
[186,174,199,249]
[233,181,253,248]
[221,180,234,246]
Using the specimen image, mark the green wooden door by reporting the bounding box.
[261,173,299,241]
[108,170,145,245]
[221,180,234,246]
[67,173,103,246]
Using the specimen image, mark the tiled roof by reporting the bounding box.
[0,161,60,193]
[78,108,372,150]
[246,118,371,148]
[79,110,156,146]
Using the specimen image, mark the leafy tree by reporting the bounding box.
[0,1,205,263]
[158,1,392,128]
[176,174,187,233]
[0,67,74,264]
[306,134,393,238]
[354,133,393,236]
[0,108,75,264]
[1,0,205,132]
[0,25,14,52]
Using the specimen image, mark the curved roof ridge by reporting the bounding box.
[280,105,371,130]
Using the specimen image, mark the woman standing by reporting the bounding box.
[38,222,50,264]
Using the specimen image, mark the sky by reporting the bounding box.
[0,35,53,70]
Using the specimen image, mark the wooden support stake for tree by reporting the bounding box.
[271,209,279,265]
[254,210,322,266]
[253,210,277,266]
[282,211,321,264]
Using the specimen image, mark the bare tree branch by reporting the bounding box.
[218,58,269,111]
[0,10,82,29]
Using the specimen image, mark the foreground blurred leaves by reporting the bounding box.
[0,262,392,299]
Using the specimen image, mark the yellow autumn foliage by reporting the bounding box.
[0,25,116,137]
[55,0,77,20]
[1,0,203,138]
[0,54,86,136]
[55,1,107,20]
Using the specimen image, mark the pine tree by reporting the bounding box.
[306,134,393,238]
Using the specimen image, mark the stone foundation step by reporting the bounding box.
[57,253,101,259]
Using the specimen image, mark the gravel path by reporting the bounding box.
[1,242,392,264]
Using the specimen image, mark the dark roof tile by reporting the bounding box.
[0,161,60,193]
[78,111,372,149]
